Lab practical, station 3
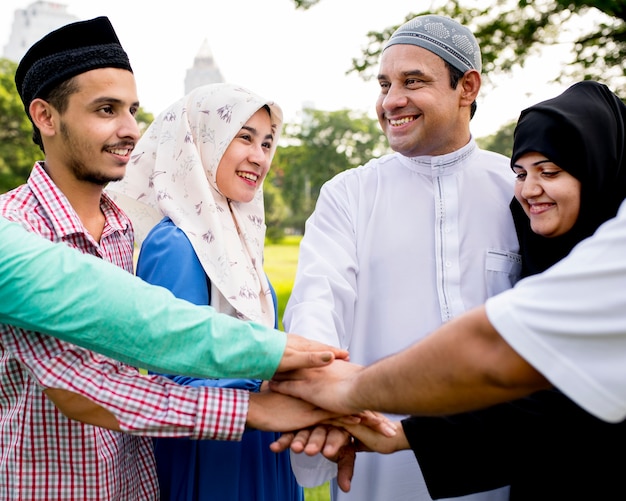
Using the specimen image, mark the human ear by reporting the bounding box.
[459,70,481,107]
[29,99,56,138]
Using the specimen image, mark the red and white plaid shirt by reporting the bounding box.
[0,163,248,500]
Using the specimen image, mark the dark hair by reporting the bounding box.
[445,61,477,119]
[30,77,79,152]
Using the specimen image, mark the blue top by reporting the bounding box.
[137,217,303,501]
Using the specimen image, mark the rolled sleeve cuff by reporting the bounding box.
[192,387,249,441]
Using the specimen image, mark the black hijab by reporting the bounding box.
[510,81,626,277]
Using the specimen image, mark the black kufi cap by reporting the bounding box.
[15,16,133,117]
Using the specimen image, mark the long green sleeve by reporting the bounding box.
[0,217,285,379]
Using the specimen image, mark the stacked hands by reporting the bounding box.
[265,335,406,493]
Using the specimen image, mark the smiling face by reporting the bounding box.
[376,44,472,157]
[47,67,140,186]
[215,107,274,203]
[512,152,582,238]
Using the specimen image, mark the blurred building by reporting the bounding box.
[184,38,224,94]
[3,1,78,62]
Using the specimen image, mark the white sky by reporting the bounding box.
[0,0,572,138]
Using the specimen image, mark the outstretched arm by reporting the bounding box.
[0,217,344,378]
[271,306,549,416]
[45,386,339,436]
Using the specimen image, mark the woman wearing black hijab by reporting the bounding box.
[510,80,626,278]
[352,82,626,500]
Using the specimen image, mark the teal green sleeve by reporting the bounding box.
[0,217,285,379]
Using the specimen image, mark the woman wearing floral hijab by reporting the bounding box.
[108,83,301,500]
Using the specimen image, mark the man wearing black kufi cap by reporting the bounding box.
[0,16,338,500]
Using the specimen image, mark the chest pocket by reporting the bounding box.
[485,249,522,297]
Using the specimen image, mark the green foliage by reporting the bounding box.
[292,0,321,9]
[135,107,154,135]
[271,108,389,233]
[0,58,41,193]
[312,0,626,97]
[475,119,516,158]
[263,175,290,242]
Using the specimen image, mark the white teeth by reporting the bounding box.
[389,116,415,126]
[109,148,130,156]
[237,172,258,181]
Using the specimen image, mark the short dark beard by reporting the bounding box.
[60,121,124,185]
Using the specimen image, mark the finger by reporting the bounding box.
[321,427,352,459]
[267,379,300,399]
[269,432,295,453]
[277,352,335,373]
[357,411,397,437]
[289,428,313,454]
[333,415,361,425]
[302,426,331,456]
[336,443,356,493]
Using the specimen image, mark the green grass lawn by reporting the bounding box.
[264,236,331,501]
[264,235,302,331]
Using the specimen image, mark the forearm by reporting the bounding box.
[44,383,249,440]
[348,306,550,416]
[7,331,247,440]
[0,217,285,378]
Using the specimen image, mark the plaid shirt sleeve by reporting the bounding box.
[1,325,248,441]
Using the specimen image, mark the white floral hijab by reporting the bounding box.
[107,83,283,327]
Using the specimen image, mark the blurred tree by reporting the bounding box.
[0,58,40,193]
[263,171,290,242]
[135,107,154,136]
[271,108,389,233]
[475,120,516,158]
[292,0,320,8]
[293,0,626,95]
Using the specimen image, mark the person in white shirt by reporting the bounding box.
[271,197,626,491]
[283,14,518,501]
[272,80,626,499]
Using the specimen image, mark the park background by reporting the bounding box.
[1,1,625,499]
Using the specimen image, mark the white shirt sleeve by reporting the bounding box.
[283,175,358,349]
[283,177,356,487]
[486,200,626,423]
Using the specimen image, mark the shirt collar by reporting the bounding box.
[398,137,478,175]
[27,162,131,239]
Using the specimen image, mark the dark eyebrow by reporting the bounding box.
[378,69,426,81]
[512,158,553,169]
[241,125,274,141]
[90,97,140,108]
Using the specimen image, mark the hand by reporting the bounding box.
[273,423,364,492]
[270,425,358,492]
[246,389,340,432]
[269,411,396,455]
[270,359,364,415]
[340,420,409,455]
[276,333,349,373]
[270,425,348,455]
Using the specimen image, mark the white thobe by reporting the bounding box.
[284,139,520,501]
